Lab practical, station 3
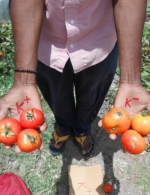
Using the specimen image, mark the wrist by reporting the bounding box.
[119,77,142,85]
[119,81,142,87]
[14,72,37,85]
[119,65,142,84]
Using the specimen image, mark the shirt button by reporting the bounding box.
[70,44,74,48]
[70,20,75,24]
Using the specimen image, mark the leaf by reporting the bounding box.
[141,71,149,77]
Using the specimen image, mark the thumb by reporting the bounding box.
[0,103,8,120]
[98,120,102,127]
[109,134,118,140]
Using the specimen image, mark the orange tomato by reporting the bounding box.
[131,112,150,135]
[17,129,42,153]
[102,107,131,134]
[0,51,3,57]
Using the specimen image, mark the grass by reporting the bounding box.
[127,155,150,193]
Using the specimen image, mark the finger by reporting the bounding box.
[39,139,44,150]
[109,134,118,140]
[5,145,12,150]
[39,133,44,150]
[36,122,47,133]
[38,121,48,132]
[98,120,102,127]
[142,135,148,144]
[15,145,22,153]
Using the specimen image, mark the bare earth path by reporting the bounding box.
[56,75,150,195]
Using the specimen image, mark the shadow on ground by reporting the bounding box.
[55,116,122,195]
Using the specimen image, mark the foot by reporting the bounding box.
[51,127,67,149]
[76,134,94,155]
[49,126,70,156]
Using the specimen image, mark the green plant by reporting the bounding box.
[141,14,150,91]
[0,21,14,97]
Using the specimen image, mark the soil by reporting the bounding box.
[55,74,150,195]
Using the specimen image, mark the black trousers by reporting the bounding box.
[36,43,118,136]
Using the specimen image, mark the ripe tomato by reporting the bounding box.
[131,112,150,135]
[0,118,22,145]
[17,129,42,153]
[20,108,44,129]
[103,183,113,193]
[0,51,3,57]
[102,107,131,134]
[121,130,146,154]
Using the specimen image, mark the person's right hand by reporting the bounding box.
[0,84,47,153]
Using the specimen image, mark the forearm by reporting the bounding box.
[113,0,147,84]
[10,0,44,85]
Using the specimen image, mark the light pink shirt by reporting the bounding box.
[38,0,117,73]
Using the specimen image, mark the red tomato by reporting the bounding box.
[121,130,146,154]
[103,183,113,193]
[102,107,131,134]
[20,108,44,129]
[17,129,42,153]
[0,118,22,145]
[131,113,150,135]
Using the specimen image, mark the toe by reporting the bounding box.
[82,149,87,154]
[84,135,93,154]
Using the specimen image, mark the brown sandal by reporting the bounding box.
[49,128,70,156]
[75,134,94,156]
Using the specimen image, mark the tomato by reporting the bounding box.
[0,118,22,145]
[131,112,150,135]
[20,108,44,129]
[102,107,131,134]
[0,51,3,57]
[17,129,42,153]
[121,130,146,154]
[103,183,113,193]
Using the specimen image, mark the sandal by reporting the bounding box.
[75,134,94,156]
[49,127,70,156]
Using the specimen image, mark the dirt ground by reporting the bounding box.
[55,75,150,195]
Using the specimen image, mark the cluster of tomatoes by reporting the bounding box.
[102,107,149,155]
[0,108,44,153]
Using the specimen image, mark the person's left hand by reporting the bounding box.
[98,83,150,143]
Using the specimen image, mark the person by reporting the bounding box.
[0,0,149,156]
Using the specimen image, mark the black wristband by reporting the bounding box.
[14,68,38,74]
